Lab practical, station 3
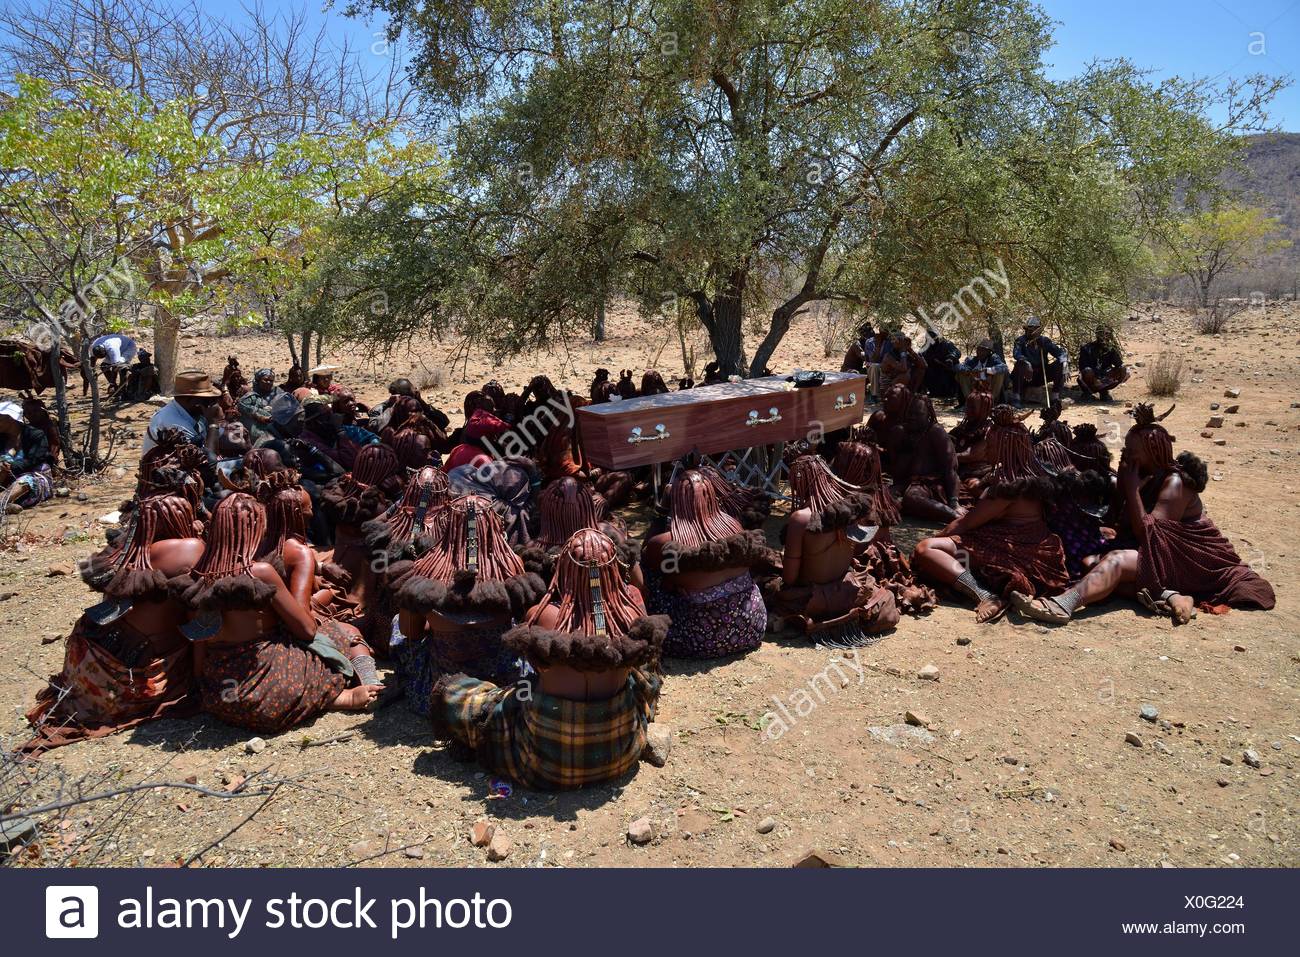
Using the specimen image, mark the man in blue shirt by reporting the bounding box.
[956,338,1009,400]
[1009,316,1065,404]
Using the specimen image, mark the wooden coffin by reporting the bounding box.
[576,371,867,469]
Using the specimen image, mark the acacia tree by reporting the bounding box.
[1159,203,1290,307]
[353,0,1282,375]
[0,0,414,385]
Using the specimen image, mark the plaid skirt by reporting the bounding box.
[390,614,519,717]
[432,669,662,791]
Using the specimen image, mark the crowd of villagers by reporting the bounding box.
[20,352,1274,794]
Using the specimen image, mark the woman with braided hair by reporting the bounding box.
[24,494,206,753]
[388,494,546,716]
[831,437,938,615]
[320,442,404,637]
[913,405,1070,622]
[869,382,961,522]
[515,475,641,589]
[1068,423,1113,474]
[770,455,900,645]
[950,384,996,502]
[696,463,771,529]
[1012,404,1274,625]
[1035,401,1073,446]
[183,493,382,733]
[642,469,769,658]
[432,528,668,790]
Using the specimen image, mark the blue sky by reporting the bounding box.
[204,0,1298,129]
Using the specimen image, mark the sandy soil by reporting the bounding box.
[1,302,1296,868]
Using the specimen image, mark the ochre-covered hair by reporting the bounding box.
[536,475,601,546]
[83,494,199,598]
[789,454,870,532]
[1069,423,1113,472]
[181,493,277,611]
[1035,401,1073,446]
[321,442,402,524]
[504,529,667,672]
[1126,403,1176,470]
[696,464,769,529]
[831,439,899,527]
[1033,437,1075,473]
[392,494,545,618]
[365,465,451,559]
[985,405,1055,499]
[640,370,669,395]
[256,472,310,560]
[669,469,743,548]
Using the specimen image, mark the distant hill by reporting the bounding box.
[1221,131,1300,296]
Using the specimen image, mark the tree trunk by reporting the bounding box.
[154,303,180,390]
[594,300,607,343]
[47,331,72,461]
[314,332,323,367]
[286,332,299,367]
[750,298,805,378]
[299,330,313,370]
[79,334,101,469]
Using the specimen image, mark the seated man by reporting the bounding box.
[25,491,204,752]
[841,322,890,399]
[769,455,899,645]
[642,469,769,659]
[912,406,1070,622]
[831,435,937,615]
[1013,404,1274,625]
[956,339,1008,401]
[182,494,382,733]
[121,350,161,402]
[1009,316,1065,404]
[141,370,224,457]
[869,383,961,522]
[433,529,667,790]
[0,399,55,513]
[389,494,546,716]
[1076,325,1129,401]
[922,334,961,399]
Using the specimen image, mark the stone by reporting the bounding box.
[1233,644,1246,652]
[470,820,495,847]
[1200,431,1213,438]
[1205,416,1224,429]
[904,709,931,728]
[1210,402,1220,411]
[756,816,777,835]
[404,846,425,859]
[244,737,266,754]
[917,663,940,681]
[793,848,845,868]
[486,833,512,862]
[1139,705,1159,722]
[1109,838,1126,852]
[1224,388,1240,398]
[46,562,73,577]
[642,725,672,767]
[0,816,37,853]
[1219,755,1233,765]
[956,635,971,646]
[1217,778,1230,788]
[1124,732,1144,748]
[1153,740,1171,754]
[1242,749,1261,769]
[627,817,655,845]
[1223,404,1239,415]
[1214,439,1227,446]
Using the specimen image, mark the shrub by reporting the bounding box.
[1145,351,1183,396]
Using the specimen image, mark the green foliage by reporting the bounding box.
[1157,203,1292,306]
[346,0,1283,373]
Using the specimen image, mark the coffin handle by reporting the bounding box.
[745,407,783,426]
[834,391,858,411]
[628,423,670,444]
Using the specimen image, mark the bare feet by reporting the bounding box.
[331,684,383,711]
[1169,593,1197,625]
[975,596,1008,623]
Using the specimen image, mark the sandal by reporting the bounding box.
[1135,587,1174,618]
[1010,590,1072,625]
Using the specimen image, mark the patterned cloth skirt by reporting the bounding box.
[0,464,54,511]
[646,570,766,659]
[390,614,520,717]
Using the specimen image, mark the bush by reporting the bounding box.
[1145,351,1183,396]
[1193,299,1247,334]
[415,365,445,391]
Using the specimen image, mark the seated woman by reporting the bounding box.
[320,442,404,638]
[25,492,204,752]
[1035,401,1073,446]
[949,385,995,501]
[912,406,1070,622]
[388,494,545,716]
[1033,438,1110,580]
[444,407,512,471]
[182,493,382,733]
[516,475,641,588]
[695,464,770,529]
[642,469,770,659]
[831,436,937,615]
[432,528,668,790]
[448,455,539,545]
[0,399,56,513]
[869,383,961,523]
[1013,404,1275,625]
[770,455,899,645]
[1068,422,1113,474]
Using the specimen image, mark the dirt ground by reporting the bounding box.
[1,302,1296,868]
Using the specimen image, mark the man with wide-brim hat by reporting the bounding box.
[1009,316,1066,405]
[141,370,224,456]
[957,337,1009,400]
[308,364,342,396]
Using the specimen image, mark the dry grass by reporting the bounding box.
[1145,350,1183,396]
[414,365,446,391]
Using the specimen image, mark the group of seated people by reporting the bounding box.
[843,317,1131,405]
[22,345,1274,796]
